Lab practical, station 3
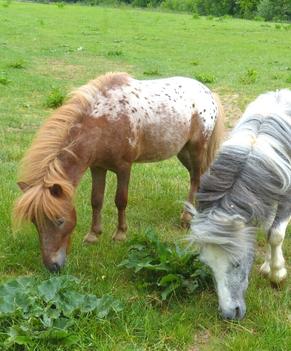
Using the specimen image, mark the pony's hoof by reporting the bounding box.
[180,211,193,229]
[83,232,99,244]
[112,230,127,241]
[269,267,287,286]
[260,262,270,277]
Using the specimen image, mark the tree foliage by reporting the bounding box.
[257,0,291,21]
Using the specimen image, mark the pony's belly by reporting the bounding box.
[135,124,190,162]
[136,149,182,163]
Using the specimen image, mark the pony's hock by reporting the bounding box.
[13,72,224,271]
[180,210,193,228]
[188,89,291,320]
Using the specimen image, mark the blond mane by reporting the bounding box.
[13,72,130,229]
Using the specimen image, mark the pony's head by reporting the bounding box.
[13,180,76,272]
[12,89,87,272]
[199,235,254,320]
[187,205,255,320]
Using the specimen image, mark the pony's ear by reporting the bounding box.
[49,184,63,198]
[17,182,29,192]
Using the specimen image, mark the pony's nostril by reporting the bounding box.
[235,306,241,319]
[49,262,61,273]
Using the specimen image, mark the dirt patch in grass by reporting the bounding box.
[220,92,243,131]
[6,125,39,133]
[189,329,211,351]
[33,59,85,80]
[34,57,134,84]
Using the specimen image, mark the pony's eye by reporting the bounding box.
[55,218,65,226]
[233,262,240,268]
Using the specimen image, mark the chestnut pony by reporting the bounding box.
[13,72,224,272]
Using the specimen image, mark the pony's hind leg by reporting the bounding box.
[261,199,290,285]
[178,145,202,228]
[112,165,131,241]
[83,167,107,244]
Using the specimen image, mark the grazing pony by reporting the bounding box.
[188,89,291,320]
[13,72,224,272]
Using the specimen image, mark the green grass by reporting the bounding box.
[0,1,290,350]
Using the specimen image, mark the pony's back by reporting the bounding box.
[197,89,291,223]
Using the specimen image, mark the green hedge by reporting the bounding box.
[34,0,291,21]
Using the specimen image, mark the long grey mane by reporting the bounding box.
[189,89,291,258]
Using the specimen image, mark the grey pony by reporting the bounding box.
[187,89,291,320]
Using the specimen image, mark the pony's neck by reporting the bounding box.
[58,153,86,187]
[58,143,91,188]
[58,118,103,187]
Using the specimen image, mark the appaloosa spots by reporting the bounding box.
[91,77,218,157]
[89,76,219,147]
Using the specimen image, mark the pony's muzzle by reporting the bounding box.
[44,248,66,272]
[220,304,246,320]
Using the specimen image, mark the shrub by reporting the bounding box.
[143,68,161,76]
[160,0,197,12]
[45,88,66,108]
[131,0,163,8]
[119,229,211,300]
[194,0,237,17]
[271,73,281,80]
[132,0,149,7]
[254,15,265,21]
[106,49,123,56]
[7,60,25,69]
[239,68,258,84]
[56,1,65,8]
[2,0,12,8]
[190,60,199,66]
[0,72,10,85]
[195,72,216,83]
[275,23,283,29]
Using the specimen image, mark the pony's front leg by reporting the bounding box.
[112,165,131,241]
[260,245,271,276]
[261,200,290,285]
[83,167,107,244]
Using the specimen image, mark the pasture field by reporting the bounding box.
[0,1,290,350]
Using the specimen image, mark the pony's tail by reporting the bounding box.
[201,93,225,174]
